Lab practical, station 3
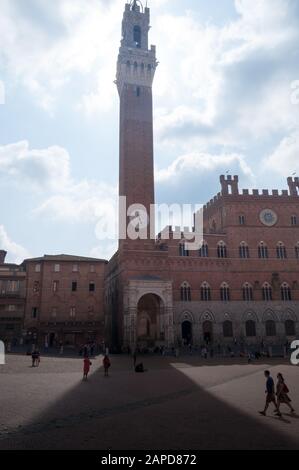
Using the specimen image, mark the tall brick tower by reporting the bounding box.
[116,1,157,243]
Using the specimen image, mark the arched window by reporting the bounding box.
[262,282,272,301]
[258,242,268,259]
[133,25,141,48]
[218,241,227,259]
[239,242,250,259]
[180,282,191,302]
[126,60,131,68]
[220,282,230,302]
[179,242,189,257]
[281,283,292,301]
[223,320,233,338]
[243,283,253,301]
[277,242,287,259]
[199,241,208,258]
[291,215,297,226]
[266,320,276,337]
[201,282,211,301]
[133,61,138,70]
[246,320,256,337]
[285,319,296,336]
[295,243,299,259]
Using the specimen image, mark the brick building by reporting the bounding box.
[23,255,107,348]
[104,1,299,352]
[0,250,26,344]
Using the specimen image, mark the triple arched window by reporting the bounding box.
[217,241,227,259]
[239,242,250,259]
[180,282,191,302]
[262,282,272,301]
[243,282,253,301]
[179,243,189,257]
[258,242,268,259]
[277,242,287,259]
[201,282,211,301]
[199,241,209,258]
[220,282,230,302]
[281,283,292,301]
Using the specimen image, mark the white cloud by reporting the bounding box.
[0,225,30,264]
[90,240,117,261]
[35,179,118,225]
[262,131,299,176]
[156,152,254,183]
[0,141,71,191]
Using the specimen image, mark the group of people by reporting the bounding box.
[260,370,295,417]
[83,353,111,381]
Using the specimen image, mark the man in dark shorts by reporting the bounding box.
[259,370,281,417]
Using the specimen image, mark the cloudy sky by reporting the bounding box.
[0,0,299,263]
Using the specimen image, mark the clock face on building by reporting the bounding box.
[259,209,278,227]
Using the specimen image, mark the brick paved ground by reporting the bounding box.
[0,353,298,450]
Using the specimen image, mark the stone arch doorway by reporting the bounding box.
[203,320,213,344]
[137,293,164,347]
[181,320,193,345]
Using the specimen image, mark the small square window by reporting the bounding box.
[35,264,41,273]
[72,281,77,292]
[239,215,245,225]
[32,307,38,319]
[90,265,95,273]
[54,264,60,273]
[53,281,59,292]
[70,307,76,318]
[89,282,95,292]
[8,305,16,312]
[72,264,79,272]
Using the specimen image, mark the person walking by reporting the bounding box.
[103,354,111,377]
[133,349,137,368]
[276,373,295,414]
[31,349,40,367]
[259,370,281,417]
[83,356,92,381]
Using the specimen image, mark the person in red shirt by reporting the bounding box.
[103,355,111,377]
[83,356,92,381]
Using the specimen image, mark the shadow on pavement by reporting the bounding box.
[0,355,298,450]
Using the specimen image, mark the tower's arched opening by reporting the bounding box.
[203,320,213,344]
[181,320,192,345]
[137,294,164,346]
[133,25,141,48]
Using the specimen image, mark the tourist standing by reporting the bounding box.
[259,370,281,417]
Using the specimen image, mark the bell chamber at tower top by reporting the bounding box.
[116,1,157,95]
